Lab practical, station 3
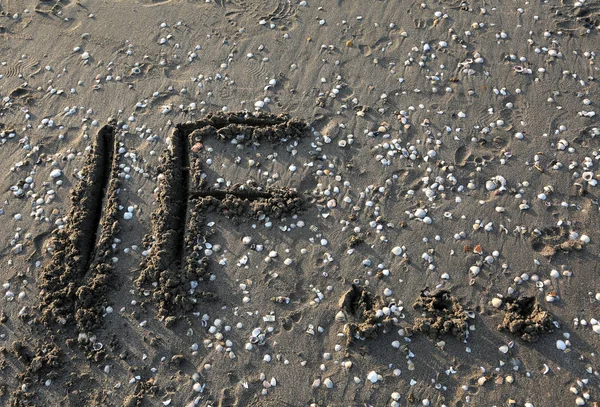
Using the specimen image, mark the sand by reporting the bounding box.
[0,0,600,406]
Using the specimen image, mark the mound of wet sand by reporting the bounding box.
[338,284,395,345]
[497,296,554,342]
[412,289,469,338]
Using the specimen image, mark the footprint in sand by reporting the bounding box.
[281,310,302,331]
[357,31,404,58]
[0,58,40,79]
[218,0,295,23]
[454,145,472,168]
[34,0,74,15]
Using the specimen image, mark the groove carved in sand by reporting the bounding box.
[39,125,122,333]
[137,112,308,320]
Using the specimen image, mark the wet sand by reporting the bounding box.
[0,0,599,406]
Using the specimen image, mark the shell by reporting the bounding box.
[491,298,503,308]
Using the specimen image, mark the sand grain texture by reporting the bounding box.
[0,0,599,406]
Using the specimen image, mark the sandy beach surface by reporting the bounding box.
[1,0,600,406]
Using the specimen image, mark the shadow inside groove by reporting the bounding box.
[77,125,115,274]
[172,127,190,265]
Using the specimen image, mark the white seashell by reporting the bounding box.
[414,208,427,218]
[556,340,567,350]
[391,246,403,256]
[367,371,379,383]
[485,180,496,191]
[491,298,503,308]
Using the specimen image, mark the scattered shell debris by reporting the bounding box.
[0,1,598,406]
